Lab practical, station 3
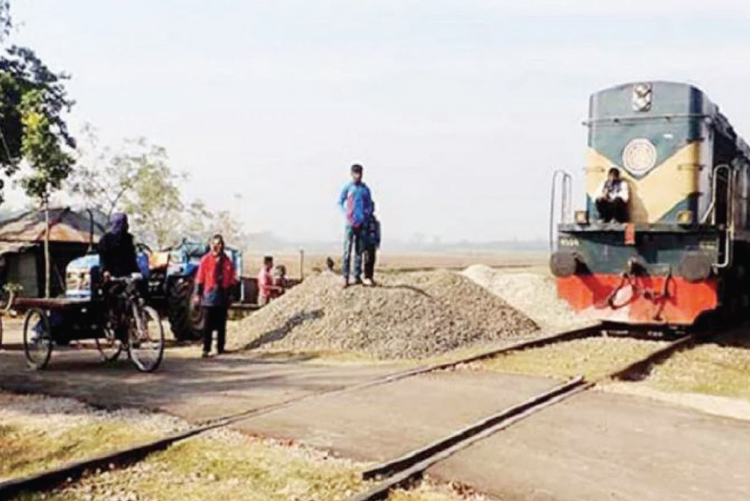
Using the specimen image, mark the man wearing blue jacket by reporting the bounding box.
[338,164,374,287]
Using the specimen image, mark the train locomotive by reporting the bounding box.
[551,81,750,326]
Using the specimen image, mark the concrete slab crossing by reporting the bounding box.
[430,389,750,501]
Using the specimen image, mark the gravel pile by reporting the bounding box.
[462,264,590,330]
[228,270,537,359]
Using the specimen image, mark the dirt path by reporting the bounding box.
[0,348,400,421]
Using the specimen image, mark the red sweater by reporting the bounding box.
[195,253,237,306]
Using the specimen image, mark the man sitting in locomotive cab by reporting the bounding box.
[595,167,630,223]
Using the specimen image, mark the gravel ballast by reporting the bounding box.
[228,270,538,359]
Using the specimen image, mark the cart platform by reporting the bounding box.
[13,297,92,311]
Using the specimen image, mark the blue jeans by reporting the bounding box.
[343,225,365,280]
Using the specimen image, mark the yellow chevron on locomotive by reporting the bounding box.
[584,141,702,224]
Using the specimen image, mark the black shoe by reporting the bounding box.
[201,352,211,359]
[354,277,363,285]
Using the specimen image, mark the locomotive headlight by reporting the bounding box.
[679,253,712,282]
[574,210,589,225]
[677,210,694,225]
[550,251,583,278]
[632,83,653,112]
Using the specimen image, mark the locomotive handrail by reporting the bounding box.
[712,164,734,268]
[549,170,572,252]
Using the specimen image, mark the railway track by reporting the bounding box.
[0,322,699,500]
[349,332,698,501]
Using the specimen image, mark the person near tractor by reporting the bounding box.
[363,215,381,286]
[98,213,139,281]
[98,213,140,340]
[596,167,630,223]
[193,234,237,358]
[338,163,374,287]
[257,256,284,305]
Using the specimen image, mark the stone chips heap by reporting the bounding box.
[228,270,537,359]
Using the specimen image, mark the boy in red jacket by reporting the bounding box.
[193,235,237,357]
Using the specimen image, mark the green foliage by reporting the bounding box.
[0,1,74,204]
[71,132,246,249]
[115,139,184,248]
[18,89,74,200]
[0,1,11,42]
[70,126,141,216]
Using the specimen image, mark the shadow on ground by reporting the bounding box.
[244,309,324,350]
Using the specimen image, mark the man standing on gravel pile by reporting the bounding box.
[339,164,375,287]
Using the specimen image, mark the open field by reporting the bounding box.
[241,252,547,278]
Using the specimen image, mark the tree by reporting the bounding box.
[0,2,74,206]
[211,208,244,247]
[117,140,184,248]
[69,125,139,217]
[19,89,75,297]
[70,133,248,249]
[69,136,189,247]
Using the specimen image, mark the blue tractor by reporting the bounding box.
[65,240,243,341]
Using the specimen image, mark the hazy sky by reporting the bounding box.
[8,1,750,243]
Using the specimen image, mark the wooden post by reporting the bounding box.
[43,196,50,298]
[299,249,305,281]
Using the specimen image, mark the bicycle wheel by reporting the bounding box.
[128,304,164,372]
[23,308,52,370]
[95,324,122,362]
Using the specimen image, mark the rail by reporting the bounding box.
[348,332,697,501]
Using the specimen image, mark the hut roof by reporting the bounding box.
[0,208,107,244]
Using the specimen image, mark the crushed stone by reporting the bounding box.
[228,270,538,359]
[461,264,591,330]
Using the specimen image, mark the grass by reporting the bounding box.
[0,419,164,481]
[15,432,483,501]
[646,343,750,400]
[476,336,666,381]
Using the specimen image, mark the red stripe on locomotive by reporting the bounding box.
[557,274,718,325]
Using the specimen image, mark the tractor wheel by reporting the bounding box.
[167,278,205,341]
